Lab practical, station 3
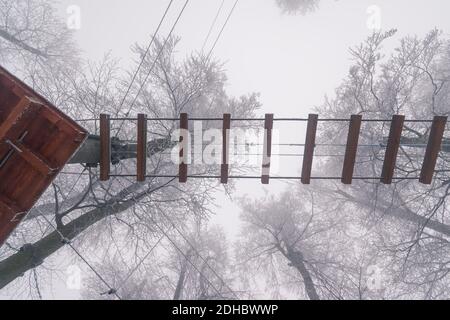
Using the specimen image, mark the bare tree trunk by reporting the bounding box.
[0,181,168,289]
[334,189,450,237]
[0,28,49,58]
[0,136,177,289]
[173,259,189,300]
[286,246,320,300]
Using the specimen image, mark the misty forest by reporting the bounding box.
[1,0,450,300]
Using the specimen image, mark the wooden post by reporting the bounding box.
[301,114,318,184]
[137,114,147,182]
[99,114,111,181]
[381,115,404,184]
[419,116,447,184]
[221,114,231,184]
[179,113,188,183]
[341,115,362,185]
[261,114,274,184]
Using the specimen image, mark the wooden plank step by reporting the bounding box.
[301,114,318,184]
[137,114,147,182]
[420,116,447,184]
[381,115,405,184]
[179,113,189,183]
[221,114,231,184]
[261,114,274,184]
[99,114,111,181]
[342,115,362,184]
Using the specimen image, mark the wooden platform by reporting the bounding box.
[0,66,88,246]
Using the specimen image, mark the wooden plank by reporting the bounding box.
[0,196,15,216]
[341,115,362,184]
[0,96,30,140]
[5,140,55,176]
[0,195,18,242]
[0,195,26,246]
[179,113,188,183]
[301,114,318,184]
[261,114,274,184]
[221,114,231,184]
[0,194,23,218]
[381,115,405,184]
[420,116,448,184]
[39,105,85,142]
[137,114,147,182]
[0,65,88,247]
[99,114,111,181]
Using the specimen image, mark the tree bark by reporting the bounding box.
[286,246,320,300]
[0,136,175,289]
[334,188,450,237]
[173,259,189,300]
[0,28,49,58]
[0,181,168,289]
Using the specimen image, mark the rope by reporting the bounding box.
[73,116,439,123]
[116,0,175,114]
[115,0,190,137]
[206,0,240,62]
[201,0,226,52]
[39,214,122,300]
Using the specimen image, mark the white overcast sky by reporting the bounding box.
[4,0,450,299]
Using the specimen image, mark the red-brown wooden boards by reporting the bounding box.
[137,114,147,182]
[221,114,231,184]
[0,65,88,247]
[261,114,274,184]
[419,116,448,184]
[6,140,55,176]
[0,96,31,140]
[99,114,111,181]
[341,115,362,185]
[179,113,188,183]
[301,114,318,184]
[381,115,405,184]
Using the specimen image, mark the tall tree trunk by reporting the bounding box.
[286,246,320,300]
[173,259,189,300]
[0,181,168,289]
[0,28,49,58]
[0,140,174,289]
[334,188,450,237]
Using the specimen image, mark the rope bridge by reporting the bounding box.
[93,113,448,185]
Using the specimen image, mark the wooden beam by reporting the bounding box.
[5,140,55,176]
[179,113,188,183]
[0,194,26,246]
[39,105,85,141]
[0,96,30,140]
[261,114,274,184]
[99,114,111,181]
[420,116,447,184]
[221,113,231,184]
[301,114,318,184]
[0,195,16,216]
[137,114,147,182]
[381,115,405,184]
[341,115,362,185]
